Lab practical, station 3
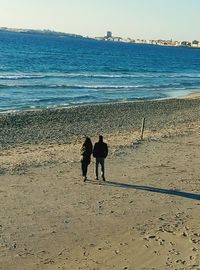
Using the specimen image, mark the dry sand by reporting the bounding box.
[0,97,200,270]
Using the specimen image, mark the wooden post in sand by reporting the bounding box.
[140,117,145,140]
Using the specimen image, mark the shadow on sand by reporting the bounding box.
[86,180,200,201]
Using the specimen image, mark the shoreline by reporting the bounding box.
[1,89,200,115]
[178,91,200,99]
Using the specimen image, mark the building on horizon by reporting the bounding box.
[106,31,112,38]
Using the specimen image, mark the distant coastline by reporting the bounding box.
[1,27,200,49]
[95,31,200,49]
[0,26,85,39]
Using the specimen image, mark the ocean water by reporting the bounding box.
[0,30,200,112]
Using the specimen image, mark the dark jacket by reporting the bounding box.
[81,143,93,163]
[93,142,108,158]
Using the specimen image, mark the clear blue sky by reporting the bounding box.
[0,0,199,40]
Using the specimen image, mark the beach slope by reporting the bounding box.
[0,98,200,269]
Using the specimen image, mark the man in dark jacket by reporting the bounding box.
[93,135,108,181]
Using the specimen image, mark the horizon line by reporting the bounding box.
[0,25,199,42]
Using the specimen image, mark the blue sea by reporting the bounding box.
[0,30,200,112]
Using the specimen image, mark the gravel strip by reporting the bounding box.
[0,99,200,148]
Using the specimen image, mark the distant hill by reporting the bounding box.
[0,27,85,39]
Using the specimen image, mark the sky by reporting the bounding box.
[0,0,200,40]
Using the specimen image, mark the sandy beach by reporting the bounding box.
[0,97,200,270]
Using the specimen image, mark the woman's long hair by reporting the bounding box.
[82,137,93,156]
[83,137,92,148]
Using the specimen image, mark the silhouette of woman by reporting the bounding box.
[80,137,93,182]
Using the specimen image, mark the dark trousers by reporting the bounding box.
[81,160,89,177]
[95,157,105,179]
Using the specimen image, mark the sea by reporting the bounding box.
[0,30,200,112]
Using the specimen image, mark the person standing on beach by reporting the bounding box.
[93,135,108,181]
[81,137,93,182]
